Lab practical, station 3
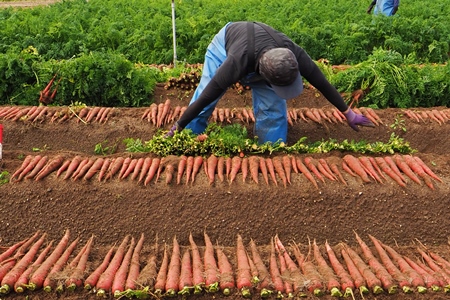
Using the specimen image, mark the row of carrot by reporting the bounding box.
[2,230,450,298]
[403,108,450,125]
[9,153,443,189]
[0,105,115,124]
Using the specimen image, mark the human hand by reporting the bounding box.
[164,123,181,138]
[343,108,375,131]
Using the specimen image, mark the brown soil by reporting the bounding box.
[1,81,450,300]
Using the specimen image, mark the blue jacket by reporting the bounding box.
[370,0,399,16]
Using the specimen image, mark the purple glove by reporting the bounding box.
[343,108,375,131]
[164,123,181,138]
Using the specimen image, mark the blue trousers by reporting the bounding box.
[185,22,288,144]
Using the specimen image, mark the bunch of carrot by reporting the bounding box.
[403,108,450,125]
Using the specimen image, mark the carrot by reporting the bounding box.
[191,156,204,184]
[0,233,47,294]
[189,233,204,294]
[184,156,194,185]
[175,155,187,185]
[416,247,450,287]
[0,237,28,264]
[268,238,284,297]
[35,155,64,181]
[259,157,269,185]
[111,237,136,297]
[342,155,371,183]
[16,155,43,181]
[85,106,101,123]
[10,155,33,182]
[265,158,278,186]
[228,156,242,185]
[73,157,95,181]
[304,108,321,123]
[295,156,319,189]
[403,255,441,291]
[178,249,194,296]
[274,241,294,297]
[98,107,111,124]
[414,257,447,289]
[149,103,158,125]
[248,156,259,184]
[319,158,337,181]
[392,154,422,185]
[402,155,435,189]
[371,237,427,293]
[83,157,104,181]
[249,239,273,297]
[130,157,145,181]
[14,241,53,293]
[291,240,323,296]
[312,240,342,297]
[207,154,218,185]
[358,156,383,183]
[370,156,388,181]
[216,156,225,183]
[55,159,71,178]
[70,157,89,180]
[0,260,16,284]
[170,105,181,123]
[203,231,219,293]
[216,246,235,296]
[154,244,169,296]
[366,107,383,124]
[427,249,450,274]
[235,234,252,298]
[144,157,160,186]
[374,157,406,187]
[324,241,355,298]
[164,236,181,297]
[138,157,152,184]
[354,232,397,294]
[65,235,94,291]
[412,156,443,183]
[342,244,382,294]
[135,241,158,290]
[105,156,125,181]
[160,100,171,127]
[304,156,326,183]
[120,158,137,180]
[63,155,82,180]
[95,235,130,297]
[342,160,357,177]
[329,161,347,185]
[164,163,175,185]
[27,229,71,291]
[272,156,287,187]
[42,236,80,292]
[368,235,412,293]
[124,233,144,291]
[225,156,232,179]
[241,157,249,183]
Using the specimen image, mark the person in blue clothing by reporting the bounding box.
[166,21,374,144]
[367,0,399,16]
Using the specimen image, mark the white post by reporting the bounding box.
[171,0,177,68]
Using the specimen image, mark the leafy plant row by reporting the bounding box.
[1,229,450,298]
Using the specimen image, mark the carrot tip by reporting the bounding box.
[0,285,10,294]
[388,285,399,294]
[96,289,107,297]
[241,287,252,298]
[207,282,219,293]
[260,288,273,298]
[373,286,384,294]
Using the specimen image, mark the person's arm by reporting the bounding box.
[392,0,399,14]
[367,0,376,13]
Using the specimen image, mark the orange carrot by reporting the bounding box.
[35,155,64,181]
[341,160,357,177]
[374,157,407,187]
[370,156,388,181]
[324,241,355,297]
[268,238,285,297]
[120,158,137,180]
[265,158,278,186]
[95,235,130,296]
[216,245,235,296]
[414,258,447,289]
[295,156,319,189]
[83,157,104,181]
[65,235,94,291]
[154,244,169,296]
[162,236,180,297]
[124,233,144,291]
[216,156,225,183]
[312,240,342,297]
[304,156,326,183]
[175,155,187,185]
[130,157,145,181]
[185,156,194,185]
[248,156,259,184]
[10,155,33,182]
[144,157,160,186]
[207,154,218,185]
[14,241,53,293]
[342,155,371,183]
[393,154,422,185]
[70,157,89,180]
[138,157,152,184]
[191,156,204,184]
[178,248,193,296]
[111,237,136,297]
[416,248,450,286]
[94,107,106,123]
[274,241,294,297]
[228,156,242,185]
[56,159,71,178]
[241,157,249,183]
[291,241,323,296]
[413,156,443,183]
[354,233,397,294]
[42,236,80,292]
[164,163,175,185]
[27,229,71,291]
[358,156,382,183]
[403,255,441,291]
[0,235,35,264]
[84,243,116,290]
[272,156,287,187]
[85,106,101,123]
[304,108,321,123]
[203,231,219,293]
[291,155,299,174]
[249,239,273,297]
[402,155,435,189]
[225,156,232,179]
[135,241,158,290]
[105,156,125,181]
[236,234,252,297]
[72,157,95,181]
[329,161,347,185]
[259,157,269,185]
[17,155,43,181]
[149,103,158,125]
[189,233,205,294]
[62,156,81,180]
[319,158,337,181]
[343,245,383,294]
[0,233,47,294]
